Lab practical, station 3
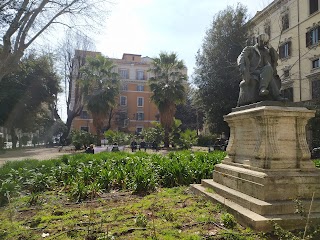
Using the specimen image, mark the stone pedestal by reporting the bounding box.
[191,102,320,231]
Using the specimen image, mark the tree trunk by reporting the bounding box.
[10,127,18,149]
[164,127,170,148]
[60,111,78,144]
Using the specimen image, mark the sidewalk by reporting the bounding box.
[0,147,72,166]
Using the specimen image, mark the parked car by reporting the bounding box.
[311,147,320,159]
[4,142,12,149]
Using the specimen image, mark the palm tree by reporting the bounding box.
[80,55,119,144]
[149,52,187,148]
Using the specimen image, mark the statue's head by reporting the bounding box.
[257,33,269,48]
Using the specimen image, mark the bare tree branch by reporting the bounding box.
[0,0,111,82]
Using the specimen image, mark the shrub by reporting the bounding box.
[104,130,131,145]
[0,179,19,207]
[197,134,217,147]
[221,213,237,229]
[178,129,198,149]
[141,123,164,144]
[71,130,95,150]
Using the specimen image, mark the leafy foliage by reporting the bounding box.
[0,54,61,133]
[149,52,187,147]
[175,88,204,132]
[141,122,164,144]
[194,4,249,134]
[178,129,198,149]
[0,151,224,206]
[71,130,96,150]
[79,54,120,142]
[104,130,132,145]
[221,213,237,229]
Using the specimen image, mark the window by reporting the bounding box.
[312,80,320,99]
[120,96,127,106]
[306,26,320,47]
[136,85,144,91]
[137,70,144,80]
[281,87,293,101]
[119,69,129,79]
[80,110,89,119]
[137,97,144,107]
[117,112,128,127]
[136,113,144,121]
[80,126,89,132]
[310,0,319,15]
[283,69,290,78]
[120,84,128,91]
[279,41,291,59]
[312,58,320,69]
[281,13,289,31]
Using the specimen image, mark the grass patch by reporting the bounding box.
[0,186,263,239]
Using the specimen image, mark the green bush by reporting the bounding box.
[197,134,217,147]
[178,129,198,149]
[141,123,164,144]
[221,213,237,229]
[104,130,131,145]
[71,130,95,150]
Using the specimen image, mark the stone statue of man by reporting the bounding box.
[237,33,286,106]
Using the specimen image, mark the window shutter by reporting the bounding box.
[318,26,320,41]
[279,45,284,58]
[142,113,144,120]
[306,31,311,47]
[288,41,292,56]
[310,0,319,14]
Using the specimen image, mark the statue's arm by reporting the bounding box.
[268,46,279,75]
[237,47,251,81]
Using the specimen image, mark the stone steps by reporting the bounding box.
[190,182,320,231]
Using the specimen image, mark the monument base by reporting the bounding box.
[191,103,320,231]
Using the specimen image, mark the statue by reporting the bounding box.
[237,33,286,106]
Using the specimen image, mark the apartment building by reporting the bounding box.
[248,0,320,103]
[110,53,159,133]
[71,52,161,134]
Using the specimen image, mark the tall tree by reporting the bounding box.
[149,52,187,148]
[194,4,249,135]
[59,31,96,142]
[175,88,204,133]
[0,0,109,82]
[0,53,61,148]
[80,54,119,144]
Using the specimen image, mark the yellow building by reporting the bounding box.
[248,0,320,102]
[110,53,159,134]
[71,52,188,135]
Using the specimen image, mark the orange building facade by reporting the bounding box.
[71,52,160,135]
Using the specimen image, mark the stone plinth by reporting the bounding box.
[191,102,320,231]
